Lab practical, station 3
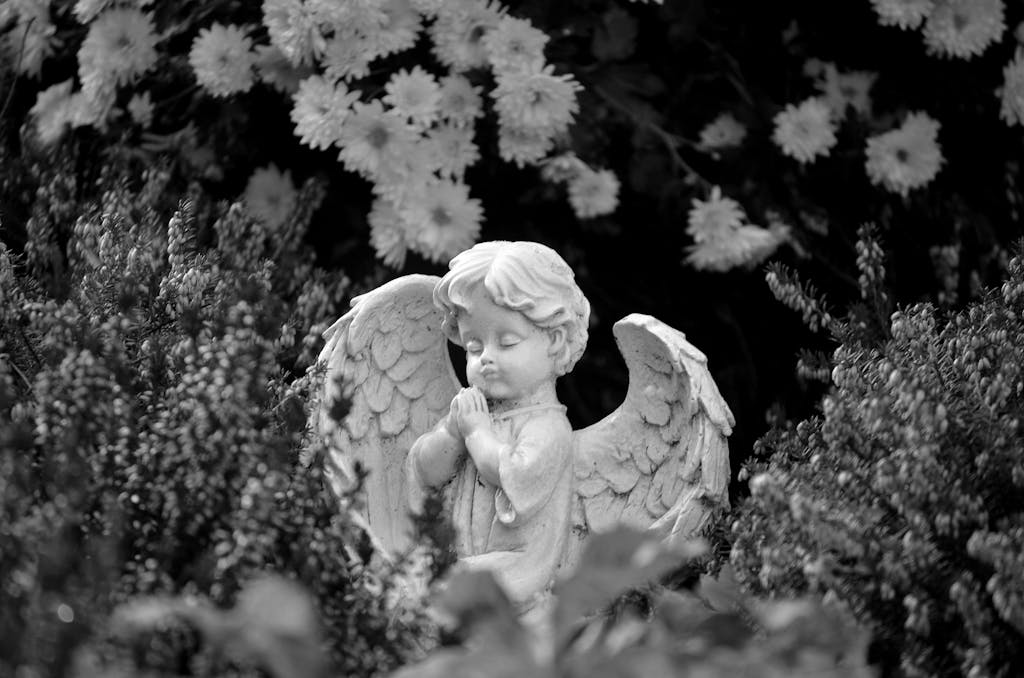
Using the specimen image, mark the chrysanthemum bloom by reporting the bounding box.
[368,197,412,269]
[817,64,876,118]
[29,79,76,146]
[189,23,257,97]
[430,0,505,71]
[291,75,360,150]
[321,34,375,82]
[403,179,483,263]
[243,164,298,230]
[337,100,418,179]
[998,48,1024,126]
[497,125,554,167]
[686,187,746,243]
[383,66,442,129]
[77,8,158,97]
[685,224,788,272]
[870,0,935,29]
[492,62,581,135]
[539,152,588,184]
[2,0,56,78]
[410,0,444,16]
[127,91,154,127]
[262,0,324,65]
[255,44,313,94]
[375,0,423,57]
[698,112,747,151]
[865,112,944,196]
[438,74,484,126]
[568,167,620,219]
[424,124,480,180]
[483,15,548,73]
[772,97,838,164]
[923,0,1005,59]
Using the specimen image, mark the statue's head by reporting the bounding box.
[434,241,591,376]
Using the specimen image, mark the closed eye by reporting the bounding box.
[499,335,521,347]
[465,339,482,353]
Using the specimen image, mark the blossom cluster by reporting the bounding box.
[0,162,435,677]
[20,0,621,270]
[730,230,1024,676]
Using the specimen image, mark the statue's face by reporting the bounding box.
[456,287,557,402]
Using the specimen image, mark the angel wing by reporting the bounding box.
[562,313,734,571]
[312,274,461,554]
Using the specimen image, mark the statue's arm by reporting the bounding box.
[409,414,465,488]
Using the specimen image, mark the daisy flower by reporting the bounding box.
[698,112,747,151]
[870,0,935,29]
[410,0,445,16]
[368,197,412,269]
[337,100,418,179]
[497,125,554,167]
[383,66,442,129]
[430,0,505,71]
[29,79,76,146]
[189,23,257,98]
[126,91,154,127]
[438,74,485,126]
[483,15,548,73]
[816,64,876,118]
[686,224,788,272]
[923,0,1005,59]
[865,112,944,196]
[3,1,56,77]
[424,123,480,180]
[539,152,588,184]
[321,34,374,82]
[255,44,313,94]
[243,164,298,230]
[77,8,159,96]
[262,0,324,65]
[403,179,483,263]
[291,75,360,150]
[492,62,581,135]
[686,187,746,243]
[998,48,1024,126]
[375,0,423,57]
[772,97,837,164]
[567,167,620,219]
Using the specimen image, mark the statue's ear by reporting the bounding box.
[547,326,567,358]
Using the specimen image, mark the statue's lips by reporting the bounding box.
[480,367,500,379]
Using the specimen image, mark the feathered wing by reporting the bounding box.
[312,274,461,554]
[562,314,735,571]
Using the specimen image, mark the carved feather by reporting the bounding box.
[311,274,461,553]
[563,314,734,573]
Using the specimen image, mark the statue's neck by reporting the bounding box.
[487,381,559,416]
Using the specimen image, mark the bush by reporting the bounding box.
[0,151,437,677]
[730,229,1024,677]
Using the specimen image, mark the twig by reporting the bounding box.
[591,84,712,190]
[0,17,34,122]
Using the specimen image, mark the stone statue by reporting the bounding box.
[313,241,733,611]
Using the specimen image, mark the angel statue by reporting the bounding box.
[312,241,734,612]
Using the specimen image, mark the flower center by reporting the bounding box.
[368,124,391,150]
[895,148,910,163]
[431,206,453,227]
[952,12,968,32]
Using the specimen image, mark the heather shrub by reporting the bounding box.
[730,229,1024,677]
[0,153,438,677]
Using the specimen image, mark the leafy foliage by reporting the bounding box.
[730,230,1024,676]
[0,151,439,677]
[395,527,873,678]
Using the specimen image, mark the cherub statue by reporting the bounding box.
[313,241,733,611]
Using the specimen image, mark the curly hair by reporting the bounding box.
[433,241,591,376]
